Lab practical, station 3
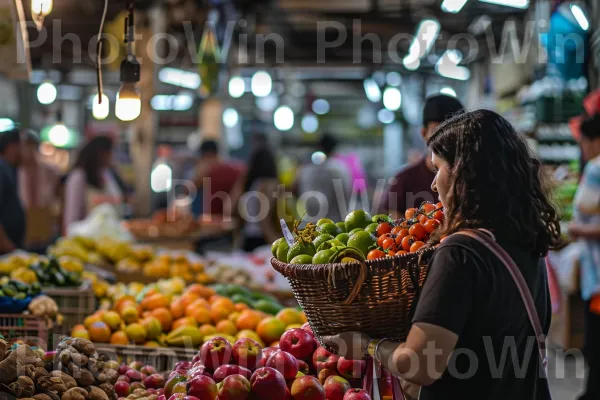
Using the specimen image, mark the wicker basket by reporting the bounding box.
[271,249,434,349]
[94,344,197,372]
[0,314,49,349]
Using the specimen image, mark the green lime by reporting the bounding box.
[288,241,316,262]
[253,299,283,315]
[365,223,378,236]
[272,238,287,257]
[313,249,336,264]
[335,233,350,245]
[289,255,315,265]
[336,222,347,233]
[345,210,373,232]
[349,228,364,236]
[319,223,341,236]
[347,231,376,258]
[372,214,393,224]
[317,218,335,227]
[313,234,334,250]
[328,239,346,247]
[231,294,253,306]
[317,239,345,252]
[275,240,290,263]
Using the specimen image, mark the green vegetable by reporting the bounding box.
[253,299,283,315]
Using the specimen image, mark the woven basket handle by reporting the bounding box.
[340,259,368,305]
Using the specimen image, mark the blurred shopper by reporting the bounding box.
[192,140,245,219]
[380,95,464,217]
[0,129,25,253]
[18,130,61,252]
[235,137,280,252]
[568,114,600,400]
[63,136,123,232]
[325,110,559,399]
[295,134,352,223]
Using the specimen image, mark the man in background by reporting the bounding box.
[0,129,26,254]
[380,94,464,216]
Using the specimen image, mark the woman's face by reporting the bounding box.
[431,152,452,208]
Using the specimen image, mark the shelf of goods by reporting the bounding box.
[0,313,49,349]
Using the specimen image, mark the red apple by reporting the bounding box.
[141,365,158,375]
[217,374,251,400]
[130,382,146,392]
[129,361,144,371]
[165,375,188,398]
[118,364,130,375]
[212,365,252,383]
[258,347,279,368]
[312,347,339,372]
[186,375,218,400]
[297,359,310,375]
[336,357,366,380]
[317,369,338,385]
[343,389,371,400]
[144,373,166,389]
[147,389,157,395]
[192,352,202,364]
[182,397,201,400]
[249,367,287,400]
[266,351,299,381]
[169,370,188,380]
[279,329,316,361]
[324,376,351,400]
[285,386,292,400]
[189,365,213,379]
[172,382,187,395]
[118,375,131,383]
[158,395,166,400]
[127,369,143,381]
[114,381,130,397]
[168,394,186,400]
[301,323,314,337]
[199,337,233,371]
[290,375,326,400]
[232,338,262,370]
[157,389,165,396]
[174,361,192,372]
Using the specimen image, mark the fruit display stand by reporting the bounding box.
[95,343,196,372]
[0,313,49,349]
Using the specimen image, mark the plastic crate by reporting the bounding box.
[0,314,49,349]
[42,283,96,347]
[94,344,196,372]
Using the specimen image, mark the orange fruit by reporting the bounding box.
[210,305,231,324]
[110,331,129,345]
[170,297,185,320]
[72,329,90,340]
[211,298,235,313]
[228,312,241,325]
[235,303,250,312]
[256,317,286,345]
[186,284,216,299]
[150,308,173,332]
[88,321,112,343]
[172,317,197,330]
[141,293,170,311]
[190,307,212,325]
[72,324,86,333]
[216,320,238,336]
[236,310,263,331]
[300,312,308,324]
[180,292,200,310]
[199,324,217,338]
[275,308,304,327]
[83,314,102,329]
[185,298,209,317]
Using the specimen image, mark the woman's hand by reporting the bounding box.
[322,332,370,360]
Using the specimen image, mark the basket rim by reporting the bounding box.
[271,247,435,280]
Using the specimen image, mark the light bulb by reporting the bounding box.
[228,76,245,98]
[31,0,52,16]
[115,83,141,122]
[223,108,239,128]
[37,82,57,105]
[92,93,110,120]
[251,71,272,97]
[48,123,69,147]
[274,106,294,131]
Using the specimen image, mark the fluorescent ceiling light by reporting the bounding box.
[251,71,272,97]
[441,0,469,13]
[440,87,457,97]
[570,4,589,31]
[159,68,201,90]
[406,19,440,61]
[437,65,471,81]
[151,94,194,111]
[0,118,15,131]
[478,0,529,9]
[223,108,239,128]
[403,57,420,71]
[363,79,382,102]
[228,76,245,98]
[274,106,294,131]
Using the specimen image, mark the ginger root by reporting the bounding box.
[0,351,18,384]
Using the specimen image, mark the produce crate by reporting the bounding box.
[42,283,96,346]
[94,344,197,372]
[0,314,49,350]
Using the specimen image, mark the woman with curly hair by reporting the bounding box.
[325,110,562,399]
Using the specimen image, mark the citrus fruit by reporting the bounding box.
[271,238,287,258]
[365,223,378,236]
[335,222,347,233]
[290,255,314,264]
[335,233,350,245]
[274,239,290,263]
[345,210,372,232]
[256,317,286,344]
[316,218,335,227]
[318,223,341,236]
[349,228,364,236]
[312,249,336,264]
[236,310,263,331]
[312,234,334,250]
[347,231,376,257]
[372,214,393,224]
[287,241,316,261]
[276,308,305,326]
[253,299,283,315]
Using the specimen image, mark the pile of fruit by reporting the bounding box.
[112,362,166,400]
[271,203,444,265]
[0,277,41,300]
[159,325,387,400]
[0,254,83,287]
[0,337,119,400]
[73,282,302,349]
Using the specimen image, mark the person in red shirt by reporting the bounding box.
[380,95,464,217]
[193,140,245,220]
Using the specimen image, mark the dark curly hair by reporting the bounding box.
[427,109,562,256]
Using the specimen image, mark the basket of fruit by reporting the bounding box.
[271,204,444,348]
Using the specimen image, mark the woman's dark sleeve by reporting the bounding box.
[412,245,479,336]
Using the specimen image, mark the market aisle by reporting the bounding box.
[549,349,585,399]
